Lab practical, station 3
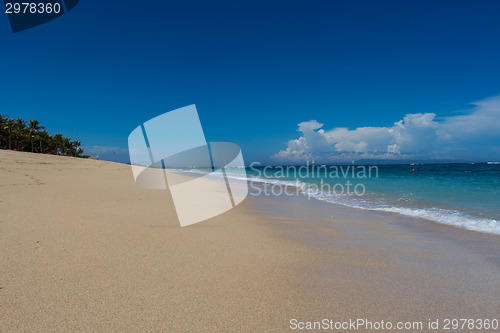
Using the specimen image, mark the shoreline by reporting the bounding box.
[250,184,500,324]
[1,150,499,331]
[170,165,500,236]
[242,171,500,236]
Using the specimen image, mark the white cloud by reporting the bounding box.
[273,94,500,163]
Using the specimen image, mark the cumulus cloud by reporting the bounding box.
[273,95,500,163]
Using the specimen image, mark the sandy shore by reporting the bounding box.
[1,150,499,332]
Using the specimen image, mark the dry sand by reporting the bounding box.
[1,150,499,332]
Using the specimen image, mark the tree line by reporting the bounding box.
[0,115,85,157]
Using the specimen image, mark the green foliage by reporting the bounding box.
[0,115,85,157]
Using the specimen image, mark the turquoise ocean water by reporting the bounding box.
[175,163,500,235]
[235,163,499,235]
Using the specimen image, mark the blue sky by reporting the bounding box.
[1,0,500,164]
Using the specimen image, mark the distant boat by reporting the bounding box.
[487,162,500,164]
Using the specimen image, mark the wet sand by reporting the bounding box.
[1,150,499,331]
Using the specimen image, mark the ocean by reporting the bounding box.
[170,162,500,235]
[227,162,500,235]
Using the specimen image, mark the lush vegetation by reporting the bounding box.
[0,115,85,157]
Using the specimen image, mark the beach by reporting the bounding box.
[1,150,499,332]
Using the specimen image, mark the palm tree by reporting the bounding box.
[53,133,63,155]
[0,115,6,148]
[28,119,45,153]
[1,115,85,157]
[4,118,15,150]
[61,137,71,156]
[13,118,27,150]
[72,140,82,157]
[35,130,50,153]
